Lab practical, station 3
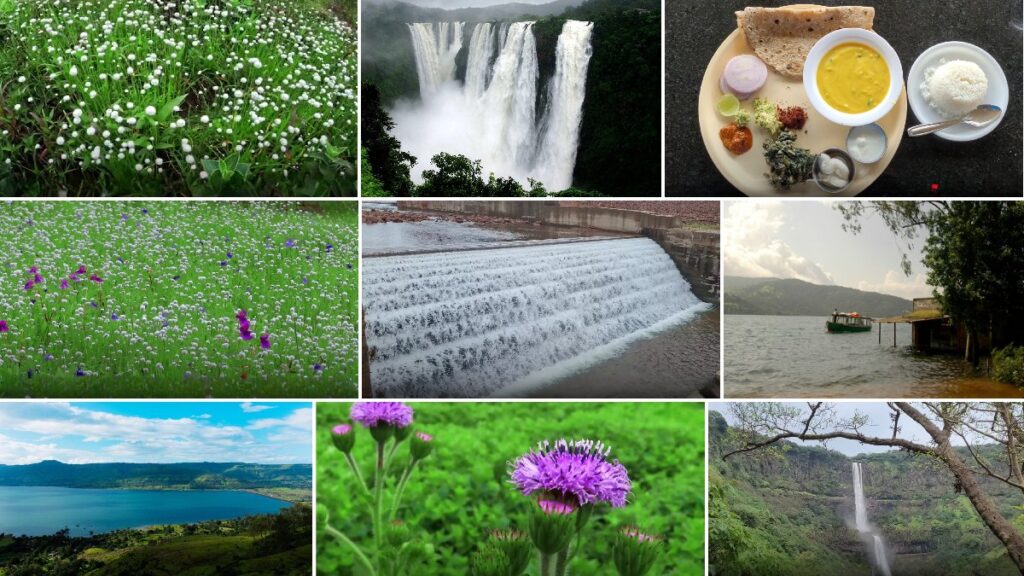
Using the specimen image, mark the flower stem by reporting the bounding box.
[344,452,370,496]
[540,552,553,576]
[374,439,386,557]
[554,546,569,576]
[388,459,418,521]
[325,523,376,576]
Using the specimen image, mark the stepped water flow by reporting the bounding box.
[408,22,465,98]
[851,462,892,576]
[363,238,710,398]
[402,20,593,189]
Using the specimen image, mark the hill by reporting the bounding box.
[708,411,1020,576]
[724,277,915,317]
[0,461,311,492]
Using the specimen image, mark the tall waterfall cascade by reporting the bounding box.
[363,238,710,397]
[402,20,594,190]
[851,463,893,576]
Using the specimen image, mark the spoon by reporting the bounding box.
[907,104,1002,137]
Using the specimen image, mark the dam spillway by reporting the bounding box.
[362,237,710,397]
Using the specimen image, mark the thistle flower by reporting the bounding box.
[612,527,663,576]
[510,439,632,508]
[538,499,575,515]
[349,402,413,429]
[410,431,434,461]
[331,424,355,453]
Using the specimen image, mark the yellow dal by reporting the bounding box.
[816,43,890,113]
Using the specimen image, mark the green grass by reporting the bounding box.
[0,201,358,397]
[316,402,706,575]
[0,0,357,195]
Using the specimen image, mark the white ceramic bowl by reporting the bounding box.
[803,28,903,127]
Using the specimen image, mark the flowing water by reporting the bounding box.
[363,237,711,398]
[852,463,892,576]
[0,486,289,536]
[725,315,1021,398]
[398,20,594,189]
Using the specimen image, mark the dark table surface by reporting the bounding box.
[665,0,1023,197]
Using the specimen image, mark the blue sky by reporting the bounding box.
[0,402,311,465]
[724,201,932,299]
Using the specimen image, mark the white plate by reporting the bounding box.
[907,41,1009,142]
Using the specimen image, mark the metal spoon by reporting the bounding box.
[907,104,1002,137]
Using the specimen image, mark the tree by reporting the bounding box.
[836,201,1024,363]
[417,153,530,197]
[361,84,417,196]
[723,402,1024,570]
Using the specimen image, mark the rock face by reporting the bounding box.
[643,227,720,303]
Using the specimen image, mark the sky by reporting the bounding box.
[707,402,975,456]
[0,403,312,465]
[723,201,932,299]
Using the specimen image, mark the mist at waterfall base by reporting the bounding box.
[851,462,893,576]
[363,237,712,398]
[393,20,593,190]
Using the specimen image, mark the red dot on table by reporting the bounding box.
[930,183,940,191]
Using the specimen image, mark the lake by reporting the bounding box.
[0,486,289,536]
[725,315,1023,398]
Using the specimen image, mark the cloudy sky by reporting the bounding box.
[709,402,935,456]
[0,403,312,465]
[723,201,931,299]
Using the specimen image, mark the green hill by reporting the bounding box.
[724,277,915,317]
[0,461,311,492]
[708,411,1020,576]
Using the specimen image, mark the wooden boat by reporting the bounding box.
[826,312,873,333]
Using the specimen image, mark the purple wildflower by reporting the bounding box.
[227,252,233,259]
[220,260,228,267]
[332,424,352,435]
[240,327,254,341]
[75,367,86,377]
[111,313,119,321]
[415,431,433,442]
[284,239,296,248]
[29,266,38,274]
[44,354,53,361]
[121,213,128,222]
[0,320,8,333]
[259,333,271,350]
[349,402,414,429]
[236,309,248,321]
[24,280,34,291]
[239,318,251,331]
[172,275,180,281]
[326,243,333,252]
[34,273,43,284]
[313,363,324,373]
[76,265,87,275]
[538,499,576,515]
[89,274,103,284]
[141,208,149,215]
[302,277,309,284]
[510,439,632,508]
[60,278,69,290]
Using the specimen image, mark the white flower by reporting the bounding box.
[200,115,210,124]
[69,66,78,77]
[17,76,25,83]
[280,93,290,102]
[199,170,209,179]
[56,136,65,145]
[181,139,192,153]
[90,146,101,160]
[72,108,82,118]
[145,106,157,116]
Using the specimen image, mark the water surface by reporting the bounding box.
[725,315,1021,398]
[0,486,289,536]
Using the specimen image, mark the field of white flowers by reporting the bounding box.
[0,201,359,397]
[0,0,357,195]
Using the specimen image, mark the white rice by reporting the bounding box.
[921,59,988,119]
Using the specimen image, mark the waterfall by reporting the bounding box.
[397,20,594,190]
[851,463,892,576]
[535,20,595,190]
[363,238,710,398]
[408,22,465,98]
[465,22,495,98]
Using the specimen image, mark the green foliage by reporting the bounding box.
[317,403,705,575]
[723,277,913,316]
[362,84,417,196]
[993,345,1024,386]
[0,0,357,196]
[361,148,388,197]
[0,507,311,576]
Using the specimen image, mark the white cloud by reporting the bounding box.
[240,402,273,413]
[248,408,313,444]
[724,202,835,285]
[857,271,933,300]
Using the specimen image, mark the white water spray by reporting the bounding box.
[408,22,465,98]
[852,463,892,576]
[363,238,709,398]
[398,20,594,190]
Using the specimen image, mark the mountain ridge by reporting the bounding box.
[0,461,312,491]
[724,276,917,317]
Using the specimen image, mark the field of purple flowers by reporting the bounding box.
[0,201,358,397]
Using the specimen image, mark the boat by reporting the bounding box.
[826,312,873,333]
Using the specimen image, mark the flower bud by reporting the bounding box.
[410,431,434,461]
[330,424,355,454]
[394,423,413,444]
[528,501,575,555]
[489,529,531,576]
[369,424,394,444]
[612,527,662,576]
[470,543,511,576]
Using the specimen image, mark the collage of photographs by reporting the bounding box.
[0,0,1021,575]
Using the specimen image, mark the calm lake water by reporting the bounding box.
[0,486,289,536]
[725,315,1022,398]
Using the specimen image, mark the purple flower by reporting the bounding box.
[24,280,34,291]
[29,266,38,274]
[284,239,296,248]
[415,431,433,442]
[226,252,233,259]
[34,273,43,284]
[220,261,228,267]
[332,424,352,435]
[141,208,149,215]
[259,333,271,350]
[325,243,333,252]
[239,318,251,331]
[302,277,309,285]
[76,265,87,275]
[172,275,180,281]
[236,309,248,321]
[510,439,632,508]
[89,274,103,284]
[60,278,69,290]
[313,363,324,373]
[75,367,86,377]
[350,402,414,429]
[0,320,8,333]
[111,313,119,321]
[240,328,254,341]
[121,213,128,222]
[538,499,576,515]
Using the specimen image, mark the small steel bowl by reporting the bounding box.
[812,148,856,194]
